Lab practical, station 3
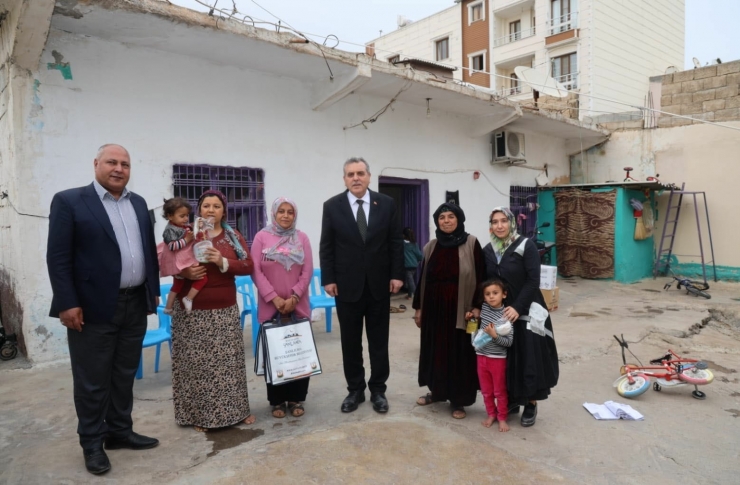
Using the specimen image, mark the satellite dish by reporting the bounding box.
[692,57,701,69]
[665,66,677,74]
[514,66,569,98]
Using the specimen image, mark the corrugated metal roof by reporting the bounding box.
[392,57,457,72]
[538,181,677,191]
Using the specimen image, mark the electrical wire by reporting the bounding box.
[380,167,537,200]
[192,0,335,79]
[343,82,412,130]
[264,21,740,132]
[176,2,740,132]
[0,192,49,219]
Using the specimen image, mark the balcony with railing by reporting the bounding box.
[492,72,578,100]
[554,72,579,90]
[493,26,537,47]
[495,84,534,101]
[492,23,540,62]
[546,12,579,45]
[492,68,533,102]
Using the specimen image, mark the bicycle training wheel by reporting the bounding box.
[685,286,711,299]
[616,374,650,398]
[0,344,17,361]
[678,367,714,385]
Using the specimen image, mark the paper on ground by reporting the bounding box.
[583,401,644,420]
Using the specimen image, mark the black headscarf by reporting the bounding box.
[433,203,469,248]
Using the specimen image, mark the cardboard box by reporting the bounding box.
[540,265,558,290]
[540,287,559,311]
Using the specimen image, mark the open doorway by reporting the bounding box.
[378,176,430,250]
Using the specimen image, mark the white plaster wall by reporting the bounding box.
[572,121,740,268]
[369,6,462,80]
[590,0,684,116]
[17,28,571,362]
[0,0,55,358]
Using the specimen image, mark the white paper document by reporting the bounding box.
[583,401,644,421]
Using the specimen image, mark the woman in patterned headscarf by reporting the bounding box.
[413,203,485,420]
[251,197,313,419]
[482,207,559,428]
[170,190,256,432]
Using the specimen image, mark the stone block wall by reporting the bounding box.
[658,60,740,127]
[539,92,579,119]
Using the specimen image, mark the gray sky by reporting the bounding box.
[172,0,739,70]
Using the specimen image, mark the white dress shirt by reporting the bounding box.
[346,190,371,223]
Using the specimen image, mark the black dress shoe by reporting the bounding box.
[105,431,160,450]
[83,448,111,475]
[508,404,521,415]
[370,392,389,413]
[341,390,365,413]
[521,402,537,427]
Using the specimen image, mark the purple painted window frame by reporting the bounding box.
[172,164,266,247]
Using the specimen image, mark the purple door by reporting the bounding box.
[378,176,430,250]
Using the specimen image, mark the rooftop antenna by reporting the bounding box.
[514,66,568,107]
[692,57,701,69]
[397,15,414,28]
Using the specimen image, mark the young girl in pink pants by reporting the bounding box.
[468,279,514,432]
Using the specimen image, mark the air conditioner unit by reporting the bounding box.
[491,131,526,165]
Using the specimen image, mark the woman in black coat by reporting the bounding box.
[482,207,559,427]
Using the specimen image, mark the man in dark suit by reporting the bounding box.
[47,144,161,475]
[320,157,404,413]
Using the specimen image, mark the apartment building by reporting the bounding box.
[368,0,684,118]
[365,5,463,81]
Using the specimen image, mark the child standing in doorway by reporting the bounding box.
[466,278,514,432]
[159,197,207,314]
[402,227,423,300]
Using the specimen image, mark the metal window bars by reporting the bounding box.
[509,185,539,239]
[172,164,266,246]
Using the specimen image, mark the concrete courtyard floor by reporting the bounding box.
[2,277,740,484]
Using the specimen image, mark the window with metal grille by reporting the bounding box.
[509,185,538,239]
[172,164,266,246]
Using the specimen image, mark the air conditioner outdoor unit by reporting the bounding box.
[491,131,526,165]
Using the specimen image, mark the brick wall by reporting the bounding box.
[461,0,490,87]
[658,60,740,127]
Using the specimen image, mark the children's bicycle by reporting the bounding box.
[663,270,711,299]
[612,335,714,400]
[0,327,18,361]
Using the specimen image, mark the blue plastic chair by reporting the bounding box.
[236,276,260,353]
[309,268,334,333]
[136,283,173,380]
